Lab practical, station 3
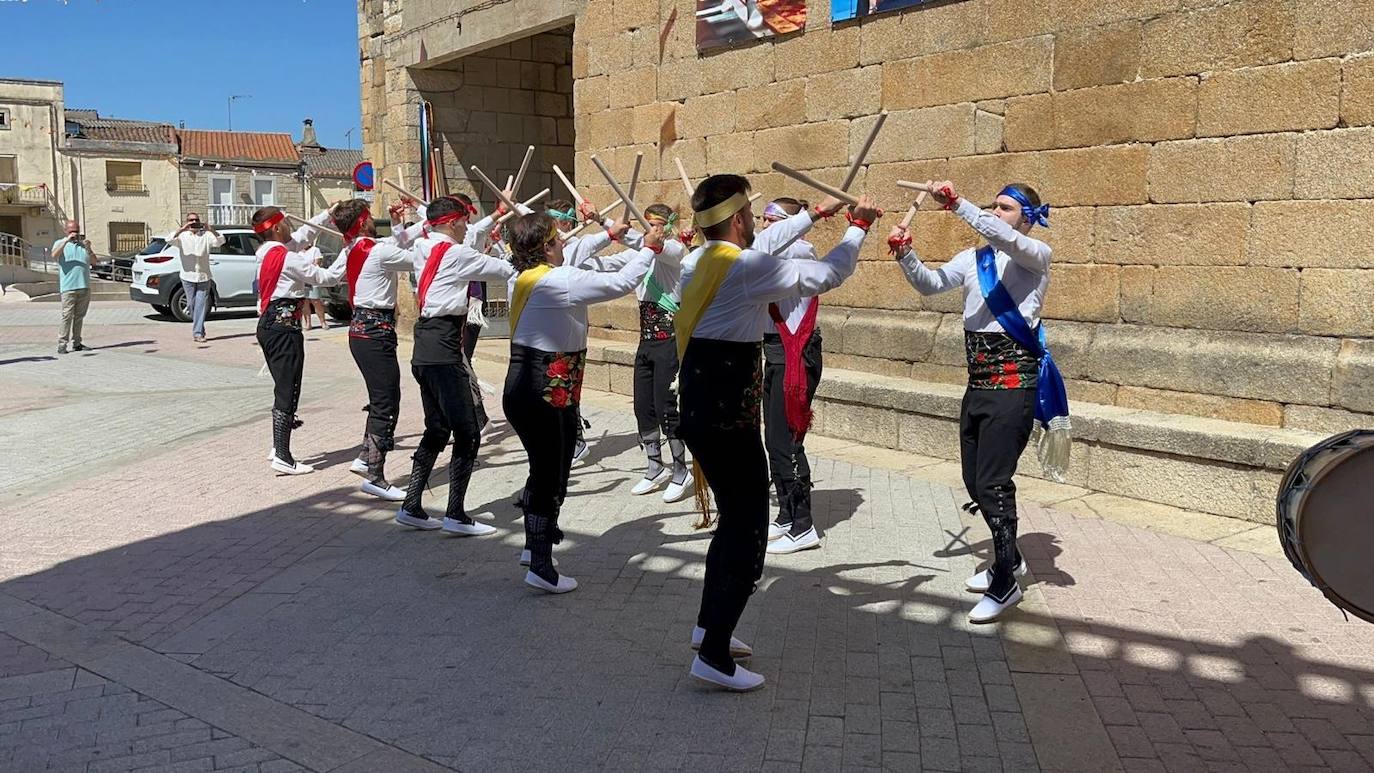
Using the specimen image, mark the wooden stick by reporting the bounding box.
[433,147,448,196]
[512,145,536,197]
[770,162,859,206]
[896,180,937,194]
[590,154,652,232]
[570,198,627,236]
[618,152,644,225]
[505,175,514,192]
[551,164,585,205]
[674,157,694,197]
[495,188,551,225]
[470,164,521,214]
[842,110,887,191]
[384,179,428,206]
[899,192,928,230]
[284,212,344,239]
[749,192,762,203]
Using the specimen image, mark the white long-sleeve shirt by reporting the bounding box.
[897,198,1052,333]
[165,229,225,283]
[322,237,415,310]
[509,247,655,352]
[767,239,819,333]
[411,232,514,319]
[677,225,866,343]
[256,240,338,301]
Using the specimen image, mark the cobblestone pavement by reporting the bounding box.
[1,302,1372,772]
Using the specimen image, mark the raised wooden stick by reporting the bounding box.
[470,164,521,214]
[842,111,887,191]
[896,180,937,194]
[505,175,514,192]
[899,191,929,230]
[284,212,344,239]
[495,188,551,225]
[674,157,694,197]
[590,154,652,232]
[384,179,428,206]
[749,192,763,203]
[771,161,859,206]
[512,145,536,198]
[551,164,585,205]
[618,151,644,226]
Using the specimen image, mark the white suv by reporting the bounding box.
[128,228,265,322]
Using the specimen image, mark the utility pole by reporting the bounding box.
[227,94,251,131]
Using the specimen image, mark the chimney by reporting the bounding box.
[300,118,321,149]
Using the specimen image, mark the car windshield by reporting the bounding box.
[139,238,168,256]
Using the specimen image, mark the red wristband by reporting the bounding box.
[846,211,873,232]
[940,186,959,211]
[812,206,834,220]
[887,234,912,256]
[647,242,663,255]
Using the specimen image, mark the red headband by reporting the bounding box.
[253,211,284,234]
[428,211,468,228]
[342,208,368,242]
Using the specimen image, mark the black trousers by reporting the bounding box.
[959,387,1035,600]
[762,330,823,535]
[349,326,401,446]
[632,337,681,439]
[413,361,481,517]
[679,338,768,669]
[258,323,304,415]
[503,344,582,526]
[462,322,481,362]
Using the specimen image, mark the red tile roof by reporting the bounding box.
[82,122,177,145]
[179,129,300,164]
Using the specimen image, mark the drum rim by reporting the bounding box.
[1276,429,1374,624]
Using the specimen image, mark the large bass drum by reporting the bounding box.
[1277,429,1374,623]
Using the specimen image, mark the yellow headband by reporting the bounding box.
[693,192,749,228]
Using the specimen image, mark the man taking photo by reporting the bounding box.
[165,212,224,342]
[52,220,93,354]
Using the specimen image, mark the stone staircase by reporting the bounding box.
[18,276,129,303]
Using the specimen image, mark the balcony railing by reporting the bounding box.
[207,203,261,226]
[0,182,53,207]
[105,180,148,194]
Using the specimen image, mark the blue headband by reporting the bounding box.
[547,207,578,223]
[998,186,1049,228]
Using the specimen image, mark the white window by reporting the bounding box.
[209,176,234,206]
[0,156,15,184]
[0,108,10,131]
[252,177,276,206]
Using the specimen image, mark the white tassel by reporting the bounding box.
[1033,416,1073,483]
[467,298,489,329]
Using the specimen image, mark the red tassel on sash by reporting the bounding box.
[345,238,376,307]
[768,298,820,441]
[417,241,453,310]
[257,245,289,314]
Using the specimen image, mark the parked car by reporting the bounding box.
[92,241,151,282]
[128,228,263,322]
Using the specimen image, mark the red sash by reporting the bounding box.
[345,238,376,307]
[768,298,820,441]
[417,241,453,310]
[257,244,289,314]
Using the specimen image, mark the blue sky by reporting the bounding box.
[1,0,362,149]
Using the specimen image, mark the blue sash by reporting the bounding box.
[974,246,1069,426]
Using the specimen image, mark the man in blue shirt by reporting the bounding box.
[51,220,93,354]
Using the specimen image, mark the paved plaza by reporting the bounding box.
[1,302,1372,773]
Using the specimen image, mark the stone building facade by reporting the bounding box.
[358,0,1374,522]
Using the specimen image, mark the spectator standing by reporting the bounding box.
[301,242,330,331]
[165,212,224,342]
[52,220,93,354]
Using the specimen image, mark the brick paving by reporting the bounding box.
[0,302,1371,772]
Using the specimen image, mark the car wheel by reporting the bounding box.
[151,304,172,317]
[326,302,352,323]
[168,285,192,323]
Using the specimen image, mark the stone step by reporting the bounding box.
[474,335,1331,524]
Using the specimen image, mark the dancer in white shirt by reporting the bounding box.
[502,212,661,594]
[250,206,338,475]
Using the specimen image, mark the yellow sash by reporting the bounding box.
[675,242,742,359]
[509,263,554,337]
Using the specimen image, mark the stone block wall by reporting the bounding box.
[362,0,1374,435]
